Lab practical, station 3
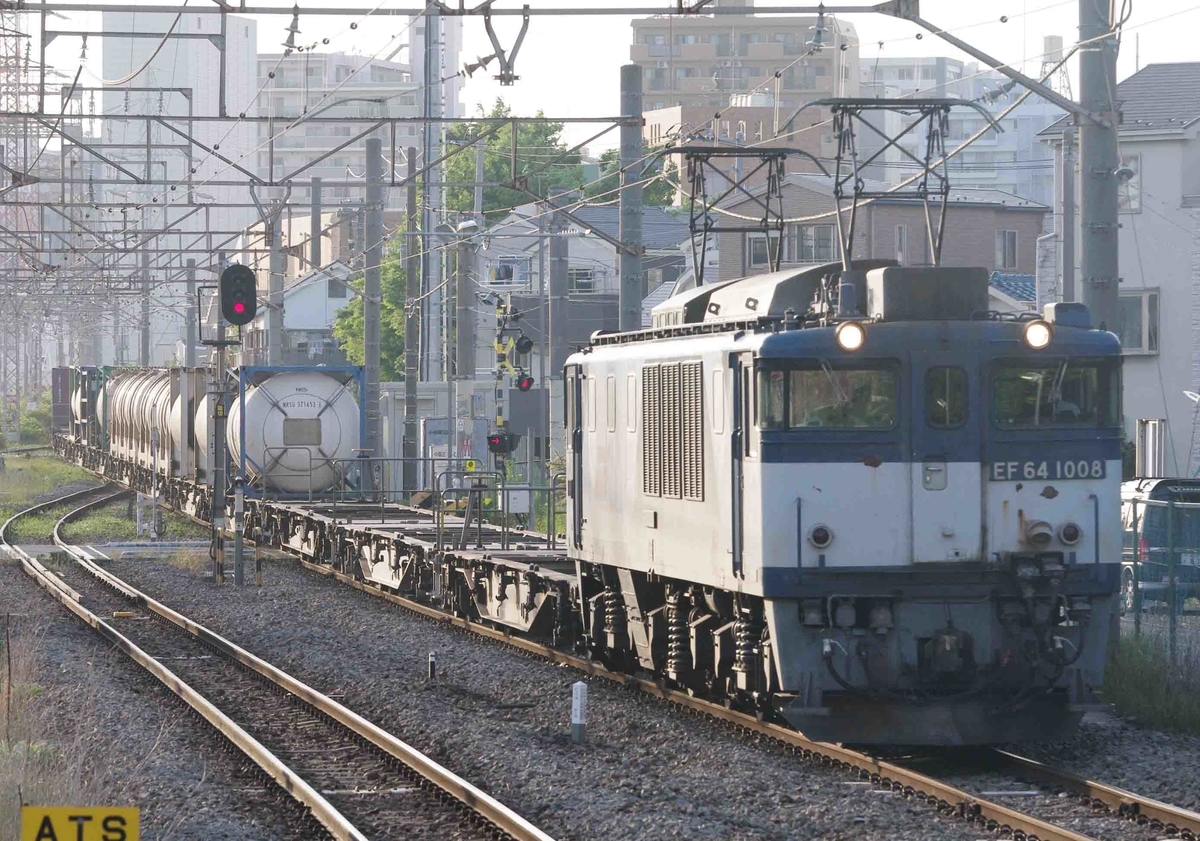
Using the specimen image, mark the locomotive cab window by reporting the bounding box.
[992,358,1120,428]
[758,363,898,429]
[925,367,968,428]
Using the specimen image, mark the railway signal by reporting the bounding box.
[516,372,534,392]
[220,264,258,327]
[487,432,519,455]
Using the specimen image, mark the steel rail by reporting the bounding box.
[289,558,1094,841]
[990,749,1200,839]
[2,490,371,841]
[49,494,555,841]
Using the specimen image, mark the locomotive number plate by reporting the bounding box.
[989,460,1106,481]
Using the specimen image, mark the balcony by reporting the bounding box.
[680,42,717,60]
[631,43,680,61]
[746,42,786,61]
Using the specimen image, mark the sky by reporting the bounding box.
[53,0,1200,152]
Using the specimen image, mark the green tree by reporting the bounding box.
[332,251,407,381]
[585,147,677,207]
[445,99,583,221]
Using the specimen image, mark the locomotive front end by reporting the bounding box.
[761,277,1123,745]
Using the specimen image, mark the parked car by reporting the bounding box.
[1120,478,1200,613]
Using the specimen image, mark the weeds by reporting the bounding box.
[0,458,94,522]
[165,549,211,575]
[1106,618,1200,734]
[0,617,105,829]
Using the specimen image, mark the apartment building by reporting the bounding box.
[630,0,859,113]
[860,54,1065,204]
[256,53,421,211]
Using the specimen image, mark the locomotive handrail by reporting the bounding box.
[549,472,567,550]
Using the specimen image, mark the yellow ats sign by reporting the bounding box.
[21,806,139,841]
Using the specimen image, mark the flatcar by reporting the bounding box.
[563,262,1122,745]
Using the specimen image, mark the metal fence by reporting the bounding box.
[1123,497,1200,664]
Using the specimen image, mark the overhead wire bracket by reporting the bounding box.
[481,2,530,85]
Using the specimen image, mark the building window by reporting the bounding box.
[747,232,783,268]
[896,67,914,81]
[1118,153,1141,213]
[794,224,835,263]
[895,225,907,265]
[1117,289,1159,354]
[921,66,936,80]
[568,268,595,293]
[995,229,1018,270]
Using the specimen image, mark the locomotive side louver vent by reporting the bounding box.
[682,362,704,501]
[643,364,662,497]
[663,363,683,499]
[641,361,704,501]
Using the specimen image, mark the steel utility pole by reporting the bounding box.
[403,148,420,492]
[364,137,384,457]
[1077,0,1120,332]
[618,64,644,332]
[1061,128,1076,303]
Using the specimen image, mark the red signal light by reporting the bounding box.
[233,301,246,314]
[488,434,502,448]
[516,375,534,392]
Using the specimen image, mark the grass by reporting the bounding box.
[1,622,105,829]
[1105,619,1200,734]
[61,500,208,544]
[165,548,212,575]
[0,458,95,523]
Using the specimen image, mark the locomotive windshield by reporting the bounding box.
[991,358,1120,428]
[758,364,897,429]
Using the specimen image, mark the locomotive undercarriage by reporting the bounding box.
[53,434,1120,745]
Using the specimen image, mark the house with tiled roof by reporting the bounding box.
[1039,62,1200,475]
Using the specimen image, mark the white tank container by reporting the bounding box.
[226,371,360,493]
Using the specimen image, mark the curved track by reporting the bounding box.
[290,539,1200,841]
[2,487,554,841]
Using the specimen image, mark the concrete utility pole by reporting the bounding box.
[618,64,644,332]
[403,148,420,492]
[548,188,570,374]
[1077,0,1120,331]
[1061,128,1076,303]
[268,213,285,365]
[455,233,474,381]
[185,259,197,368]
[140,247,151,366]
[364,137,384,457]
[422,7,444,381]
[310,177,323,269]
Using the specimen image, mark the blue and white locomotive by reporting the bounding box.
[565,262,1122,745]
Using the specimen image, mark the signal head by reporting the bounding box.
[516,373,535,392]
[220,264,258,327]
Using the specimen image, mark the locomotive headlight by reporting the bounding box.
[1023,319,1053,350]
[835,321,866,352]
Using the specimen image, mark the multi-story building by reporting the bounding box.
[860,54,1065,205]
[99,11,259,366]
[1039,63,1200,477]
[256,52,422,212]
[630,0,859,114]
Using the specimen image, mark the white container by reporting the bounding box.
[226,371,360,493]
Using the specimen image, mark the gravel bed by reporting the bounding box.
[102,553,1005,841]
[1010,709,1200,813]
[0,558,313,840]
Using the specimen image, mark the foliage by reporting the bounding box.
[332,248,407,381]
[1121,439,1136,480]
[585,148,677,207]
[1106,628,1200,734]
[444,99,583,221]
[0,458,95,521]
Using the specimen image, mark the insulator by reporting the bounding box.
[733,613,760,674]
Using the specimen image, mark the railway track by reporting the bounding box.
[269,516,1200,841]
[2,487,554,841]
